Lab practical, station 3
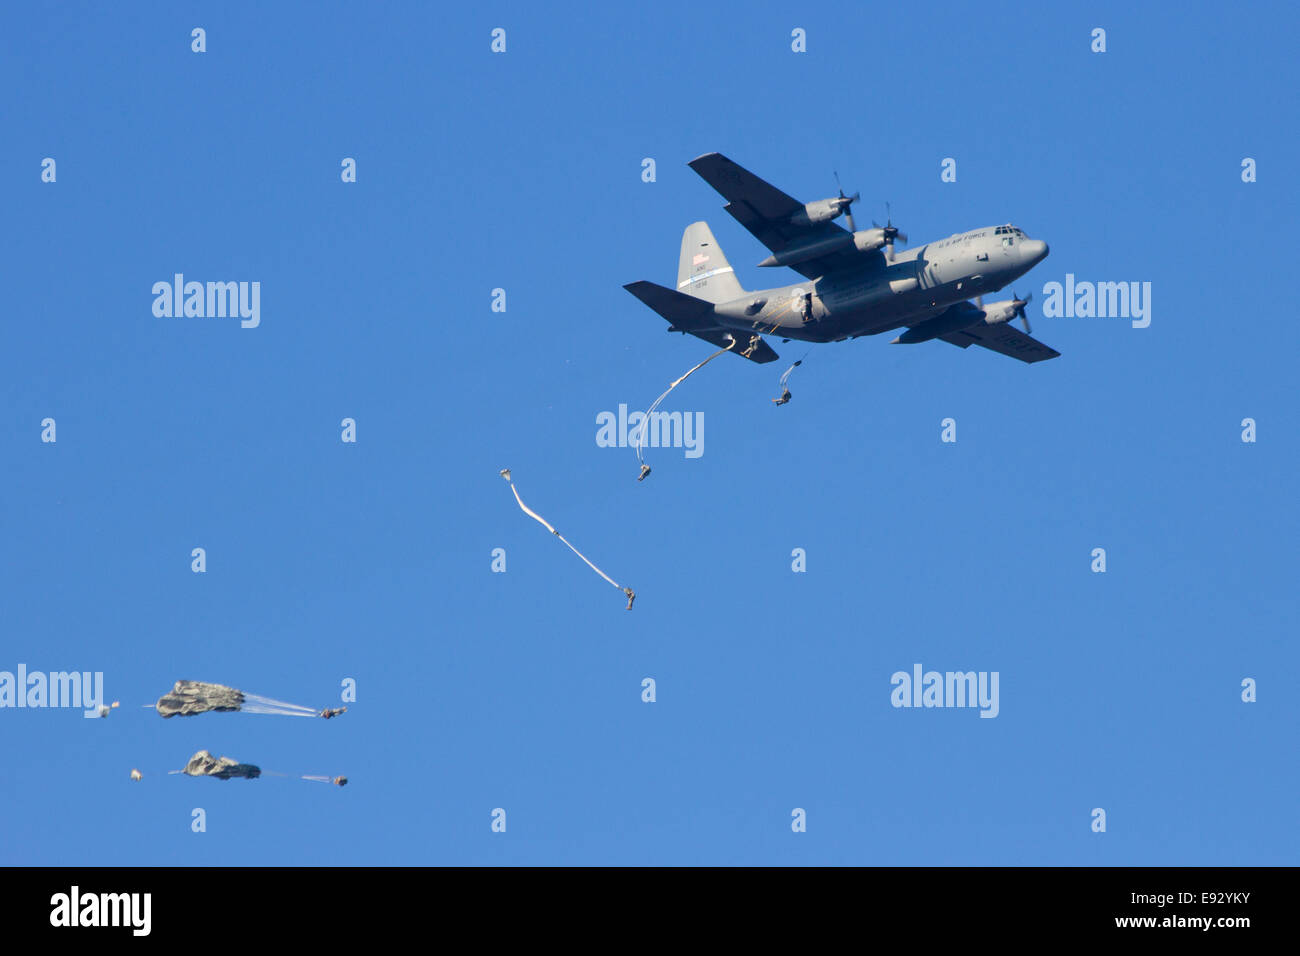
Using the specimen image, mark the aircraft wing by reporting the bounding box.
[688,152,878,280]
[938,323,1060,364]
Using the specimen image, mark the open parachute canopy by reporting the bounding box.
[165,751,346,786]
[155,679,341,719]
[182,750,261,780]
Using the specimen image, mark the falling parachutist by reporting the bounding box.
[772,355,808,406]
[500,469,636,610]
[634,337,736,479]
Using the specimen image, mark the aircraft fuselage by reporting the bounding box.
[711,226,1049,342]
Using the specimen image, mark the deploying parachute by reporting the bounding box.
[137,683,351,788]
[500,469,635,609]
[182,750,261,780]
[155,680,345,719]
[772,358,803,406]
[633,338,736,480]
[151,750,347,786]
[156,680,244,716]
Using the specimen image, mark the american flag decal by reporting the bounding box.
[693,253,710,266]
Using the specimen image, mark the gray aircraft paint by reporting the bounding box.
[626,153,1058,364]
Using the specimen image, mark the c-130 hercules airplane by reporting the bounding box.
[625,152,1058,365]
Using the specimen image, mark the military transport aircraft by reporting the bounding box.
[624,152,1058,364]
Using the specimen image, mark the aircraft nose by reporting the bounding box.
[1022,239,1049,264]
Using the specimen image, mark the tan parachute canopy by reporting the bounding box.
[155,680,340,719]
[156,680,244,716]
[161,751,346,786]
[181,750,261,780]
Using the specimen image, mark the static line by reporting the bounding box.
[500,469,635,610]
[634,337,736,479]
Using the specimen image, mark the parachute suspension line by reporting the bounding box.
[634,337,737,480]
[499,469,635,610]
[261,770,342,784]
[261,770,343,784]
[303,774,349,786]
[239,693,319,717]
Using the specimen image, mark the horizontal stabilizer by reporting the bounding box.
[624,280,779,364]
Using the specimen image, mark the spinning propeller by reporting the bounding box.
[831,173,908,261]
[873,202,907,261]
[1010,291,1033,334]
[832,171,860,231]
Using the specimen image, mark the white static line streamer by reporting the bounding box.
[634,337,737,479]
[500,469,635,610]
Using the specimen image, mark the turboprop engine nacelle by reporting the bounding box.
[788,197,849,228]
[981,300,1020,325]
[850,228,888,252]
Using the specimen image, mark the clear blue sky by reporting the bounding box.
[1,1,1295,866]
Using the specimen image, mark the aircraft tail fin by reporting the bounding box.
[677,222,745,304]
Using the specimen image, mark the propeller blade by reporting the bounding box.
[1014,292,1033,334]
[874,203,905,246]
[833,173,859,231]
